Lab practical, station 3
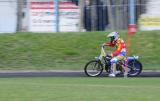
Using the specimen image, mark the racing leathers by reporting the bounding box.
[104,38,126,76]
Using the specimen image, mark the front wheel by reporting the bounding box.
[128,60,142,77]
[84,60,103,77]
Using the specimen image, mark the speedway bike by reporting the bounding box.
[84,46,142,77]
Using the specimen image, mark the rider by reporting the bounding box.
[103,32,127,77]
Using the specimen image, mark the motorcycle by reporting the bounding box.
[84,46,142,77]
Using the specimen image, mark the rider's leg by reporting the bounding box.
[109,56,125,77]
[112,63,117,74]
[109,57,118,77]
[123,59,128,76]
[117,55,128,77]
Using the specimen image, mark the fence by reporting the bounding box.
[83,0,147,31]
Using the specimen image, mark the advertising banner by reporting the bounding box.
[29,1,56,32]
[139,16,160,30]
[28,1,80,32]
[59,2,79,32]
[139,0,160,30]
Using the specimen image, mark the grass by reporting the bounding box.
[0,31,159,70]
[0,77,159,101]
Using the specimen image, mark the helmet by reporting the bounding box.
[107,32,119,42]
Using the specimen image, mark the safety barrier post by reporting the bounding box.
[55,0,59,32]
[128,0,136,35]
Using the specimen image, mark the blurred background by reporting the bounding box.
[0,0,159,70]
[0,0,160,33]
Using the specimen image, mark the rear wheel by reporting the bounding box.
[84,60,103,77]
[128,60,142,77]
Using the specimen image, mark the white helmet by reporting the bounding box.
[107,32,119,42]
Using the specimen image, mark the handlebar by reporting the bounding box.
[101,44,107,48]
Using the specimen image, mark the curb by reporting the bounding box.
[0,70,84,73]
[0,70,159,77]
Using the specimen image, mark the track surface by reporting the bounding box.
[0,70,159,77]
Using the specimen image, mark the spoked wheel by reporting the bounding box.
[84,60,103,77]
[128,60,142,77]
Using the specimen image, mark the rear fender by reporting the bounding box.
[127,56,138,62]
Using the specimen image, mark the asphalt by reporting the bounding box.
[0,70,159,77]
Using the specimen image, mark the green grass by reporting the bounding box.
[0,31,159,70]
[0,77,160,101]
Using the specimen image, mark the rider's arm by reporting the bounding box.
[103,42,115,47]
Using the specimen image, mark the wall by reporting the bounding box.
[0,0,17,33]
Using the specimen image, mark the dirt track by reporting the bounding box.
[0,70,159,77]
